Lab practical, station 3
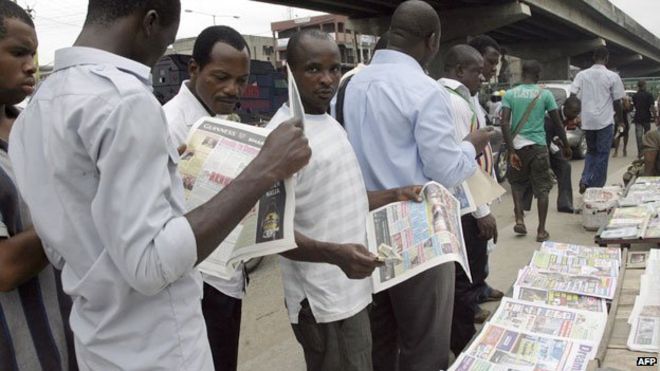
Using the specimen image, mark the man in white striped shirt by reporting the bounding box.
[268,29,421,371]
[439,44,500,354]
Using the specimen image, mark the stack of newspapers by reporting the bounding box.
[627,250,660,352]
[450,241,620,371]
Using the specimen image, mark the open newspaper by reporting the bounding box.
[178,118,296,279]
[514,266,616,300]
[491,297,607,343]
[449,323,597,371]
[366,181,470,292]
[454,168,507,216]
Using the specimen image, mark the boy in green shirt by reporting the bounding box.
[501,60,571,242]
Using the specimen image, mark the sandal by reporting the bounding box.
[513,223,527,235]
[536,231,550,242]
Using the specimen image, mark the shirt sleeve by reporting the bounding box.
[81,93,197,296]
[611,75,626,101]
[570,73,582,95]
[414,87,477,189]
[501,90,513,109]
[472,204,491,219]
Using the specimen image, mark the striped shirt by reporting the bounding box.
[267,105,372,324]
[0,118,77,371]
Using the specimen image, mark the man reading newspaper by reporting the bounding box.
[267,29,421,371]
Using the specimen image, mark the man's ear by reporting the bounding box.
[142,9,159,38]
[188,58,199,77]
[456,64,464,79]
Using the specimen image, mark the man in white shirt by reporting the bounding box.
[342,2,493,370]
[268,29,421,371]
[439,44,498,354]
[164,26,251,371]
[8,2,311,370]
[570,47,625,192]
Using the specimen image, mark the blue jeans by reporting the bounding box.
[580,124,614,188]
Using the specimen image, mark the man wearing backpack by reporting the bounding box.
[501,60,571,243]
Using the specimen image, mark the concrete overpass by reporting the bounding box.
[254,0,660,79]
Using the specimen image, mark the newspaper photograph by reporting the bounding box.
[512,287,607,313]
[514,266,616,300]
[490,297,607,343]
[452,183,476,215]
[448,323,597,371]
[367,181,470,293]
[540,241,621,264]
[178,117,296,279]
[530,251,619,277]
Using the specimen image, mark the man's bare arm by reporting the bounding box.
[613,99,623,125]
[0,228,49,292]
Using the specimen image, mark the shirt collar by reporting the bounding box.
[439,77,472,101]
[370,49,423,73]
[53,47,152,85]
[592,64,607,69]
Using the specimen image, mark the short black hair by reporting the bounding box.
[287,29,334,69]
[593,46,609,61]
[638,79,647,89]
[0,0,34,39]
[193,26,249,69]
[565,95,581,110]
[444,44,481,72]
[468,35,501,55]
[85,0,180,26]
[522,59,542,80]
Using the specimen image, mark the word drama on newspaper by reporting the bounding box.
[177,117,296,279]
[449,323,597,371]
[366,181,470,293]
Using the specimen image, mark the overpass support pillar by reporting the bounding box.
[541,56,571,80]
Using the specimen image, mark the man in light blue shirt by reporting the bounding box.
[342,1,493,370]
[8,1,311,369]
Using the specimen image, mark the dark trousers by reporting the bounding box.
[636,122,651,157]
[549,151,573,210]
[202,283,242,371]
[581,124,614,188]
[292,301,372,371]
[371,263,455,371]
[451,214,489,355]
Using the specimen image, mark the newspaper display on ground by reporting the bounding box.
[490,297,607,343]
[601,205,654,240]
[627,251,660,352]
[512,286,607,313]
[366,181,470,293]
[449,323,597,371]
[529,251,619,277]
[178,118,296,279]
[514,266,616,300]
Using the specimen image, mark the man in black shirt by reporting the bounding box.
[632,80,656,157]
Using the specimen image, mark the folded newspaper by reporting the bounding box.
[177,118,296,279]
[513,286,607,313]
[366,181,470,293]
[513,266,616,300]
[627,251,660,352]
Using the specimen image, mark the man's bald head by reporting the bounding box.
[287,29,336,69]
[444,45,482,73]
[389,0,441,67]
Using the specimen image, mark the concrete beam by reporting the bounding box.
[541,57,571,80]
[609,54,643,68]
[503,38,605,61]
[439,2,532,41]
[619,65,660,78]
[523,0,660,63]
[348,2,532,41]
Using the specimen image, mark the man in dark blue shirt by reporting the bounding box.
[632,80,656,157]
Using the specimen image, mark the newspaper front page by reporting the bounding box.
[513,286,607,313]
[514,266,616,300]
[627,252,660,352]
[529,251,619,277]
[366,181,470,293]
[449,323,597,371]
[539,241,621,264]
[491,297,607,343]
[178,118,296,279]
